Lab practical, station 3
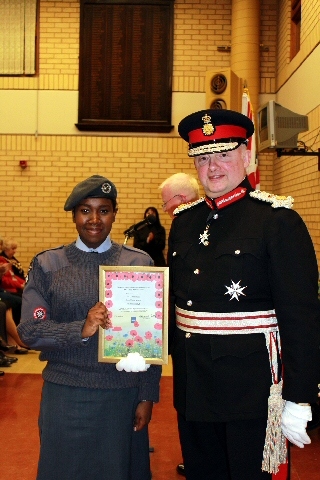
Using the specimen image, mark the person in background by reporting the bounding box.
[18,175,161,480]
[0,299,29,354]
[0,262,23,336]
[159,172,200,219]
[159,172,200,477]
[0,237,26,294]
[133,206,166,266]
[168,109,320,479]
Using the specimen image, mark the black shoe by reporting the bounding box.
[0,338,15,352]
[0,371,4,376]
[176,463,186,476]
[14,347,29,354]
[0,356,12,367]
[5,355,18,363]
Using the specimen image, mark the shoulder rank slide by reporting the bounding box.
[249,190,294,209]
[173,197,205,216]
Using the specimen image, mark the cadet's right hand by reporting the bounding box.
[82,302,112,338]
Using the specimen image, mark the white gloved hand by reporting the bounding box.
[116,352,150,372]
[281,401,312,448]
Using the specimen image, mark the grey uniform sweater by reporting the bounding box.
[18,242,161,402]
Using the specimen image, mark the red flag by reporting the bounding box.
[241,89,260,190]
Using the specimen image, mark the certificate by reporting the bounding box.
[98,266,169,365]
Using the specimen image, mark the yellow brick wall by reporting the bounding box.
[273,106,320,263]
[0,134,199,271]
[259,0,277,94]
[173,0,232,92]
[0,0,319,270]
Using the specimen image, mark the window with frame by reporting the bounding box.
[0,0,38,75]
[290,0,301,60]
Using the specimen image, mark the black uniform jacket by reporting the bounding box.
[168,177,320,422]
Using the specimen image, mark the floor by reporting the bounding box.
[1,352,319,479]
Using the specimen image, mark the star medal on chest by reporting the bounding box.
[224,280,247,301]
[200,187,247,246]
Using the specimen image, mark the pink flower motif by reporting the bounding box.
[126,339,134,347]
[155,301,162,309]
[130,329,137,336]
[138,273,146,281]
[105,290,112,298]
[130,273,138,282]
[155,290,162,298]
[155,311,162,320]
[156,281,163,289]
[112,326,122,331]
[105,335,113,341]
[106,300,113,308]
[123,272,130,280]
[154,322,162,330]
[134,336,144,343]
[155,338,162,346]
[105,280,112,288]
[108,311,113,319]
[145,331,153,340]
[134,321,140,327]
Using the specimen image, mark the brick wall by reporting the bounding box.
[0,0,320,270]
[0,134,198,270]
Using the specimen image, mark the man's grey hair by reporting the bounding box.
[159,173,200,201]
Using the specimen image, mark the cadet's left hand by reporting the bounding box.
[133,401,153,431]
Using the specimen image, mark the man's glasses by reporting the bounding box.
[162,195,182,209]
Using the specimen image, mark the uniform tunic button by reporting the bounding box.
[235,250,240,255]
[172,252,177,256]
[187,300,192,306]
[194,269,200,274]
[185,332,191,338]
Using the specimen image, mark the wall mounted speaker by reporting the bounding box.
[205,68,243,112]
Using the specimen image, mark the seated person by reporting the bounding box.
[0,238,26,295]
[0,300,28,354]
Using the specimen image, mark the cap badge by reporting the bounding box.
[202,114,215,136]
[101,182,112,194]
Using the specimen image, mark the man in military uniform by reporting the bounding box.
[168,109,320,479]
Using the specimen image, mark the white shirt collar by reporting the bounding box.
[75,235,112,253]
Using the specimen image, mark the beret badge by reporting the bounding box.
[202,114,215,136]
[101,182,112,194]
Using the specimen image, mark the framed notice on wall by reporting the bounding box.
[76,0,174,133]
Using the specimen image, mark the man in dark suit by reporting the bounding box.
[168,109,320,479]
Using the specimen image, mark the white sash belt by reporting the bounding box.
[176,306,278,335]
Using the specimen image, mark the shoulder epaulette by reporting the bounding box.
[173,197,205,216]
[249,190,294,209]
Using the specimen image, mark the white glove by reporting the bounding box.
[116,352,150,372]
[281,401,312,448]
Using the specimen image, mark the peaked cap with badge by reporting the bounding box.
[178,109,254,157]
[64,175,117,211]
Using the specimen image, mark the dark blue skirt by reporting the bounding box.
[37,381,151,480]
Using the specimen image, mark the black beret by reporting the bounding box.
[64,175,117,211]
[178,109,254,156]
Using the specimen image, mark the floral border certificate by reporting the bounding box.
[98,266,169,364]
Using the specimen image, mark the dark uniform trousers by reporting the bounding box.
[178,413,272,480]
